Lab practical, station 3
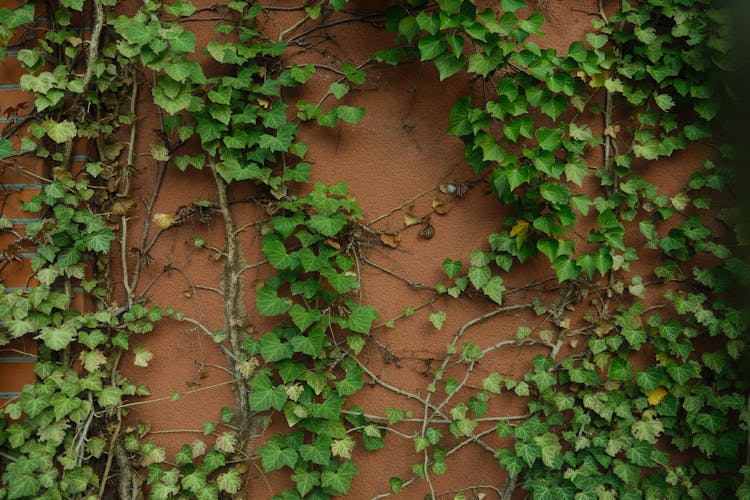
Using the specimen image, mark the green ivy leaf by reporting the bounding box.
[256,285,292,316]
[534,432,562,468]
[249,375,288,411]
[0,137,14,159]
[308,213,346,237]
[418,35,446,61]
[552,256,580,282]
[216,469,242,494]
[40,323,76,350]
[429,311,446,330]
[607,357,633,381]
[434,52,465,81]
[482,276,505,304]
[299,436,332,466]
[335,105,366,124]
[292,468,321,497]
[43,119,77,144]
[258,439,299,472]
[321,460,358,495]
[259,332,294,362]
[515,440,541,467]
[348,305,378,334]
[613,459,641,486]
[501,0,526,12]
[468,265,490,290]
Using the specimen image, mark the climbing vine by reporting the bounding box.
[0,0,747,499]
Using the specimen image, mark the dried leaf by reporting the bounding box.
[153,213,176,229]
[439,183,456,194]
[257,97,270,109]
[324,238,341,250]
[380,232,401,248]
[111,197,135,216]
[431,197,451,215]
[604,124,620,138]
[183,290,193,298]
[237,358,260,379]
[559,317,571,330]
[404,213,421,226]
[51,166,72,180]
[103,142,124,161]
[594,320,613,336]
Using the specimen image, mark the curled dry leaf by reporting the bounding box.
[380,232,401,248]
[111,196,135,216]
[51,166,72,180]
[103,141,124,161]
[594,319,613,336]
[153,212,176,229]
[404,213,421,226]
[439,183,456,194]
[431,197,451,215]
[324,238,341,250]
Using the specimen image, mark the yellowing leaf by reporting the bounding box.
[647,386,668,406]
[43,119,77,144]
[153,213,176,229]
[509,219,529,238]
[133,346,154,367]
[432,197,452,215]
[380,232,401,248]
[237,358,259,379]
[81,349,107,372]
[191,439,207,458]
[331,436,355,459]
[111,197,135,216]
[670,192,690,211]
[150,142,171,161]
[215,431,237,453]
[404,213,421,226]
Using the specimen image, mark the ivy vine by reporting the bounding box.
[0,0,747,499]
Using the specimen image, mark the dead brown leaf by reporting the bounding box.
[153,213,176,229]
[324,238,341,250]
[594,320,613,336]
[403,213,421,226]
[431,197,451,215]
[380,232,401,248]
[111,196,135,216]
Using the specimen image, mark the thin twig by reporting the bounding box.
[120,379,237,408]
[368,185,438,225]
